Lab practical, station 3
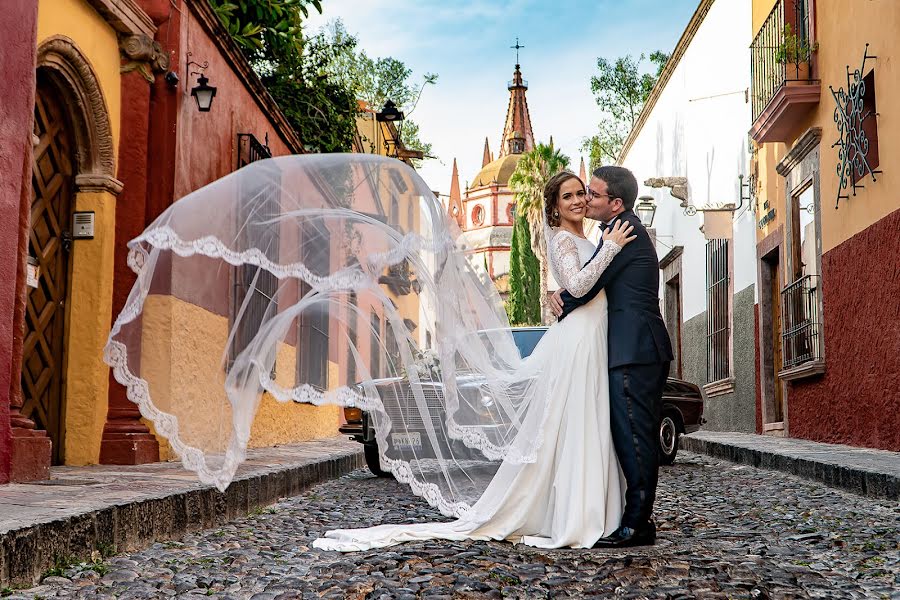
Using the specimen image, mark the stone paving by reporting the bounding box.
[7,452,899,599]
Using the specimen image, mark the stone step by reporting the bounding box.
[682,431,899,500]
[0,436,364,586]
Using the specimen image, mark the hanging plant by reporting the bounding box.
[774,23,818,65]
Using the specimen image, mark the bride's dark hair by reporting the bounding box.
[543,171,583,228]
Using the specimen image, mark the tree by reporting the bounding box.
[210,1,361,153]
[508,142,570,323]
[322,21,437,165]
[506,208,541,326]
[582,51,669,170]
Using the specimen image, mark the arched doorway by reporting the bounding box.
[23,72,77,464]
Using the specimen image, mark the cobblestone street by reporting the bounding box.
[11,453,899,600]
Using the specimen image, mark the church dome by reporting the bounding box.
[470,154,523,189]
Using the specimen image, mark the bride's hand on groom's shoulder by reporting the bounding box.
[603,220,637,248]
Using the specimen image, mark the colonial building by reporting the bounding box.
[1,0,353,482]
[615,0,758,433]
[749,0,899,450]
[447,63,535,296]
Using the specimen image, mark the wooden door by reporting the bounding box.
[22,79,75,464]
[769,255,784,422]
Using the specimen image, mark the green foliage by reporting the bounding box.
[581,52,669,170]
[506,209,541,326]
[321,21,437,164]
[774,23,818,65]
[211,0,322,59]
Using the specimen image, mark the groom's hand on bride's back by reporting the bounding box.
[550,289,565,318]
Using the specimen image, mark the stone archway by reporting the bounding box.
[35,36,120,193]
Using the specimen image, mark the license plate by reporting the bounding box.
[391,432,422,449]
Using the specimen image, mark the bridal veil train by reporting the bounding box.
[105,154,621,548]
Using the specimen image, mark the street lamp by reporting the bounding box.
[190,74,217,112]
[375,100,404,122]
[636,195,657,228]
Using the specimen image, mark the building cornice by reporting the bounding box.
[776,127,822,176]
[87,0,155,37]
[617,0,716,164]
[187,0,303,154]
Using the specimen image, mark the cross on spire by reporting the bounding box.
[510,37,524,65]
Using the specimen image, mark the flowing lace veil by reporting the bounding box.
[105,154,559,518]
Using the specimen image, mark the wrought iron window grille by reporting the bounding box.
[830,44,881,208]
[781,274,822,369]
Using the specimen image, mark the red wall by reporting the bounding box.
[0,2,39,483]
[788,207,900,451]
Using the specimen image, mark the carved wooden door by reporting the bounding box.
[22,79,75,464]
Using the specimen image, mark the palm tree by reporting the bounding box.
[508,142,570,323]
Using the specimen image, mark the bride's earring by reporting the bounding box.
[553,210,559,218]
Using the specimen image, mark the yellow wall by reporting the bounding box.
[37,0,122,464]
[37,0,121,165]
[752,0,779,38]
[809,0,900,252]
[141,295,339,462]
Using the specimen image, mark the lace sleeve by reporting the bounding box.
[550,233,622,298]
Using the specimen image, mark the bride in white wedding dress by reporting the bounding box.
[314,171,635,551]
[103,155,634,552]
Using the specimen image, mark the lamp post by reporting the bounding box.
[636,195,657,228]
[375,100,404,123]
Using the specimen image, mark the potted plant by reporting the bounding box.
[774,23,817,81]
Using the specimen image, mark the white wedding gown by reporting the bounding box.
[314,230,625,551]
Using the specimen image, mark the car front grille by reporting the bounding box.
[380,385,446,430]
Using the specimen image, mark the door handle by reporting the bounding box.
[61,230,73,253]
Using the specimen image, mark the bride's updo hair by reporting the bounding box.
[543,171,584,228]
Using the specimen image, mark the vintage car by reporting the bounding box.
[339,326,705,476]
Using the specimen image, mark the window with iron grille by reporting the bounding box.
[370,312,382,379]
[298,221,330,389]
[346,292,358,385]
[229,134,278,371]
[706,239,731,382]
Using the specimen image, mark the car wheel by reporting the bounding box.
[659,414,679,465]
[364,443,394,478]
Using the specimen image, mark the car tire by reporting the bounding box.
[659,413,680,465]
[364,443,394,478]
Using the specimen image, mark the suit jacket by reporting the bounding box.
[559,210,674,369]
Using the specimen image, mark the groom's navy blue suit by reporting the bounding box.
[559,209,673,529]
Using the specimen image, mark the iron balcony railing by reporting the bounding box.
[750,0,814,122]
[781,274,822,370]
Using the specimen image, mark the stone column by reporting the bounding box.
[99,36,167,465]
[1,0,51,482]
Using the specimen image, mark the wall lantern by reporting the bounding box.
[186,52,216,113]
[636,195,657,228]
[190,74,217,112]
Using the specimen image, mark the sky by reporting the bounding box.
[306,0,700,196]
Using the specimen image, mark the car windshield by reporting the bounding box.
[511,329,546,358]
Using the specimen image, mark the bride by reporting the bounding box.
[314,170,635,551]
[104,155,634,552]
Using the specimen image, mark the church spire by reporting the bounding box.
[448,158,463,227]
[482,137,492,167]
[499,61,535,158]
[579,157,587,182]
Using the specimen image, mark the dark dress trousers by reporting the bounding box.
[559,209,674,528]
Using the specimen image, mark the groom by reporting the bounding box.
[550,165,673,548]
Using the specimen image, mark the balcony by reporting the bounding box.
[780,274,824,380]
[750,0,820,144]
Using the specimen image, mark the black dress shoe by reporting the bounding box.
[592,521,656,548]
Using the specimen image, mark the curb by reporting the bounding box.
[681,434,899,501]
[0,446,364,586]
